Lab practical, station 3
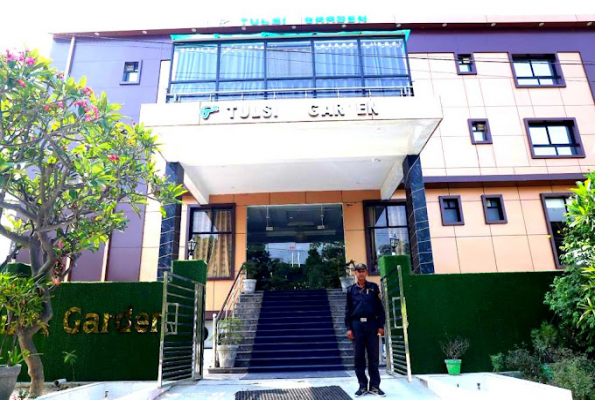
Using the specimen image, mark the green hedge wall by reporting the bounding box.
[379,255,560,374]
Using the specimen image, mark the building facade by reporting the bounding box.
[48,14,595,316]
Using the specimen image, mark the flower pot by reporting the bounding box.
[340,276,353,292]
[243,279,257,294]
[217,345,239,368]
[444,359,462,375]
[0,364,22,400]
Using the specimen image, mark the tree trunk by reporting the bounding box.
[17,330,44,398]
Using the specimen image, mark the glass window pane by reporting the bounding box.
[314,40,359,76]
[192,210,213,233]
[170,82,216,95]
[387,206,407,226]
[373,228,410,257]
[316,78,361,97]
[487,208,502,222]
[218,81,264,100]
[517,78,539,86]
[538,79,554,86]
[190,233,232,278]
[545,198,568,222]
[531,60,553,77]
[361,39,407,76]
[556,146,574,156]
[534,147,557,156]
[367,206,387,227]
[514,62,534,77]
[473,131,486,142]
[529,127,550,145]
[364,78,410,96]
[267,79,314,99]
[458,64,472,73]
[172,45,218,81]
[267,41,313,78]
[548,126,571,144]
[220,42,265,80]
[212,209,232,232]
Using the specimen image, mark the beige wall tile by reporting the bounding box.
[514,167,549,175]
[345,230,367,265]
[492,236,534,272]
[428,53,457,75]
[342,190,381,202]
[236,206,247,234]
[234,193,270,206]
[213,280,233,312]
[545,158,580,167]
[408,53,432,79]
[474,53,513,77]
[528,235,557,271]
[270,192,306,204]
[561,81,594,106]
[432,237,461,274]
[469,106,487,119]
[424,168,447,176]
[513,88,532,107]
[492,136,530,167]
[551,184,575,192]
[565,106,595,135]
[448,187,485,201]
[486,107,524,136]
[139,247,159,282]
[440,107,471,137]
[483,187,520,200]
[558,52,586,79]
[518,185,552,200]
[412,80,434,97]
[433,80,468,107]
[489,200,527,236]
[480,79,515,107]
[343,202,364,231]
[476,145,497,168]
[532,105,566,118]
[581,165,595,173]
[447,168,481,176]
[529,88,563,107]
[425,188,450,203]
[480,168,499,175]
[142,211,163,249]
[548,166,583,174]
[442,137,479,168]
[235,233,247,268]
[205,281,215,311]
[427,201,456,238]
[578,135,595,166]
[521,200,549,235]
[209,194,234,204]
[456,237,497,273]
[391,189,406,200]
[421,136,446,169]
[463,77,484,107]
[516,105,535,120]
[306,191,342,203]
[454,201,492,237]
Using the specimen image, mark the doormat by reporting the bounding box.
[240,370,350,380]
[235,386,352,400]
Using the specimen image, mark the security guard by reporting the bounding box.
[345,263,386,397]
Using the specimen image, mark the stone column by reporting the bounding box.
[157,162,184,280]
[402,155,434,274]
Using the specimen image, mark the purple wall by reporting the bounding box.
[48,27,595,281]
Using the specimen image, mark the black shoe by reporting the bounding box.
[355,387,368,397]
[369,387,386,397]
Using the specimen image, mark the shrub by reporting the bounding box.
[532,321,559,363]
[550,352,595,400]
[490,353,506,373]
[504,346,544,382]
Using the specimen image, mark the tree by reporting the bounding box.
[0,49,184,395]
[545,173,595,353]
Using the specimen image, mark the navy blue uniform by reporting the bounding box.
[345,281,385,390]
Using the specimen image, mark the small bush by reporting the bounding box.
[490,353,506,373]
[532,321,559,363]
[550,353,595,400]
[504,346,544,382]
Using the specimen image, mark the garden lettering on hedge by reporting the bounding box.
[63,306,161,334]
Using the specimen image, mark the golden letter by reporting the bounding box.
[116,306,133,333]
[151,312,161,333]
[83,313,100,334]
[135,312,150,333]
[63,307,81,334]
[101,313,113,333]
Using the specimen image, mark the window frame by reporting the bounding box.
[121,60,142,85]
[455,53,477,75]
[540,193,571,269]
[186,203,236,280]
[481,195,507,224]
[438,195,465,226]
[509,53,566,88]
[468,119,493,144]
[524,118,585,159]
[363,200,410,275]
[167,35,413,101]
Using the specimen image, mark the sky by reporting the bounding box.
[0,0,594,56]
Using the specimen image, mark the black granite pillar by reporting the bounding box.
[402,155,434,274]
[157,162,184,280]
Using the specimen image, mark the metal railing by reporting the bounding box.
[380,264,412,381]
[158,272,206,387]
[213,264,247,368]
[167,85,414,102]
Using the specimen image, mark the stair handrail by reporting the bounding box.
[213,263,247,368]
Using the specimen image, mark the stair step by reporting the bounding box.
[254,334,338,344]
[249,356,343,367]
[250,349,341,358]
[246,364,346,372]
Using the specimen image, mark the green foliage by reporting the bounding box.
[216,317,243,346]
[0,273,47,335]
[504,346,545,382]
[550,351,595,400]
[490,353,505,372]
[5,347,34,367]
[243,262,259,280]
[62,350,77,382]
[531,321,559,363]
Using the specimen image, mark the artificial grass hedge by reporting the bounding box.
[2,260,207,382]
[379,255,560,374]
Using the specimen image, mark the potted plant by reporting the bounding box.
[0,273,46,400]
[242,262,258,294]
[216,317,243,368]
[339,260,355,292]
[441,335,470,375]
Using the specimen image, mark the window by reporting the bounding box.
[481,195,507,224]
[456,54,476,75]
[439,196,464,226]
[122,61,141,84]
[541,194,571,268]
[525,119,584,158]
[169,36,412,101]
[469,119,492,144]
[364,201,409,274]
[187,205,235,279]
[511,54,564,87]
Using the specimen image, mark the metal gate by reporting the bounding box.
[158,271,206,387]
[380,264,412,381]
